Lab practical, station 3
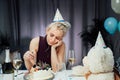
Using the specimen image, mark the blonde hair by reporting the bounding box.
[47,22,71,36]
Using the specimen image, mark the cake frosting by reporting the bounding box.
[32,70,53,80]
[27,66,53,80]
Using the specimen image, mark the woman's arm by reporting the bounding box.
[23,37,39,71]
[51,41,65,72]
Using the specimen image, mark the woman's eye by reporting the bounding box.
[56,37,60,40]
[50,34,54,37]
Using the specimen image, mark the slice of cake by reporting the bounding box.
[33,70,53,80]
[27,63,53,80]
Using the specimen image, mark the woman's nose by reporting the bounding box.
[51,37,56,42]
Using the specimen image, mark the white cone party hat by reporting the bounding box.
[53,8,64,22]
[95,31,106,48]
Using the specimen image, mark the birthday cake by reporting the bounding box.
[24,63,53,80]
[24,67,53,80]
[32,70,53,80]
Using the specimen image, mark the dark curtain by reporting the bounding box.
[0,0,120,69]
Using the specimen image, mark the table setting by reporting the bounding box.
[0,49,85,80]
[0,60,86,80]
[0,49,87,80]
[0,69,85,80]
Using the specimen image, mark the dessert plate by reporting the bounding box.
[24,72,54,80]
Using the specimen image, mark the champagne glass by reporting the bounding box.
[12,51,22,78]
[68,50,76,69]
[56,63,66,72]
[55,63,67,80]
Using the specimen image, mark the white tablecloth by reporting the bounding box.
[54,70,85,80]
[0,70,86,80]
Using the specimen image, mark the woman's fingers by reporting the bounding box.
[30,50,37,64]
[53,40,63,48]
[31,49,37,54]
[57,40,62,46]
[24,51,35,60]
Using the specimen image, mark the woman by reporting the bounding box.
[23,21,70,72]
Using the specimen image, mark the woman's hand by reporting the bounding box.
[23,50,36,65]
[52,40,63,48]
[51,41,65,72]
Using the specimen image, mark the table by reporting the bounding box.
[54,70,85,80]
[0,70,86,80]
[0,70,27,80]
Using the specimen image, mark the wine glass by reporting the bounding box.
[55,63,67,80]
[68,50,76,69]
[56,63,66,72]
[12,51,22,78]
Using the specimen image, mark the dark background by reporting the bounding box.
[0,0,120,69]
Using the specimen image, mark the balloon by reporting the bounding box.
[104,17,118,34]
[111,0,120,14]
[118,21,120,32]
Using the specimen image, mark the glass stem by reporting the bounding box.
[16,69,18,77]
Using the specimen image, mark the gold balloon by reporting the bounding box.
[111,0,120,14]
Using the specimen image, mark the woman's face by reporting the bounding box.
[46,27,64,46]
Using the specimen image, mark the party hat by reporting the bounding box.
[53,8,64,22]
[95,31,106,48]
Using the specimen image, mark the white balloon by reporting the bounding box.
[111,0,120,14]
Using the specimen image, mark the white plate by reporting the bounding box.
[24,72,54,80]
